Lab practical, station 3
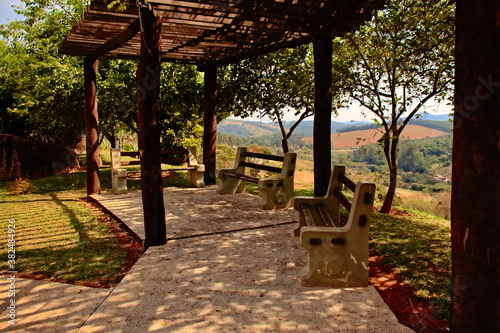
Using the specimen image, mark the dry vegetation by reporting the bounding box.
[302,124,449,149]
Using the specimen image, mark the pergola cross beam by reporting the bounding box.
[87,17,140,61]
[60,0,386,66]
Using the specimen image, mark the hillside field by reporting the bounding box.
[302,124,449,149]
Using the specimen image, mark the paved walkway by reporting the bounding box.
[2,187,414,332]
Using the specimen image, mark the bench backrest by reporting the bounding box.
[110,146,199,168]
[233,147,296,180]
[325,165,375,227]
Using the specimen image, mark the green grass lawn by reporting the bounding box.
[371,209,451,318]
[0,185,127,286]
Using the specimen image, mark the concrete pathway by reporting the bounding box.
[81,187,413,332]
[2,187,414,332]
[0,278,111,332]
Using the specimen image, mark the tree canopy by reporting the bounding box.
[0,0,86,147]
[335,0,455,213]
[0,0,206,150]
[218,45,316,153]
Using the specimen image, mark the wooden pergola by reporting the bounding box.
[60,0,386,246]
[60,1,500,330]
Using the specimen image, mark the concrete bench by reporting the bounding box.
[217,147,296,209]
[110,146,205,194]
[293,165,376,287]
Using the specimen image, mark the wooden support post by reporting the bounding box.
[451,1,500,331]
[313,37,332,197]
[203,65,218,185]
[84,56,100,196]
[137,4,166,246]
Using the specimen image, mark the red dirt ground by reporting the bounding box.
[369,255,449,333]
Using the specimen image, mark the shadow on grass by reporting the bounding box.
[49,193,90,242]
[370,212,451,319]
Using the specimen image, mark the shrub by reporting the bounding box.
[434,190,451,219]
[8,178,35,196]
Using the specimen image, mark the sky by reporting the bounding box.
[0,0,23,25]
[1,0,452,124]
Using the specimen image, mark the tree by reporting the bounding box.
[0,0,205,151]
[398,143,427,173]
[218,45,315,153]
[0,0,87,148]
[0,41,29,137]
[159,63,204,150]
[98,58,139,147]
[336,0,454,213]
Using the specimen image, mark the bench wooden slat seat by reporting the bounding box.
[217,147,296,210]
[293,165,376,287]
[110,146,205,194]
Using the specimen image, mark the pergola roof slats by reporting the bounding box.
[60,0,387,66]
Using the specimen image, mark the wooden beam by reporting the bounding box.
[451,0,500,331]
[202,65,217,185]
[137,4,166,247]
[312,37,332,197]
[88,17,140,61]
[84,57,100,196]
[207,34,313,67]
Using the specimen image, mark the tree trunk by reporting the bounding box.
[137,5,166,247]
[84,57,100,196]
[380,166,397,214]
[102,130,116,149]
[451,0,500,331]
[202,65,217,185]
[275,110,289,153]
[313,37,332,196]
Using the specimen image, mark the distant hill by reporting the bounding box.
[302,124,450,149]
[335,118,452,134]
[217,120,279,139]
[408,118,452,132]
[218,119,371,139]
[218,118,452,148]
[414,113,452,122]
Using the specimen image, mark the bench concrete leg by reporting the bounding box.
[111,169,128,194]
[216,174,246,194]
[188,167,205,188]
[299,228,369,287]
[258,179,294,210]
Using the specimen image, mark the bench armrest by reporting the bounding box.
[218,167,237,176]
[294,196,328,209]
